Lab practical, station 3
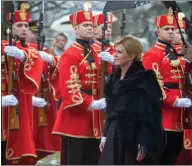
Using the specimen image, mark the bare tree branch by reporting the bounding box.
[48,1,66,9]
[30,1,41,11]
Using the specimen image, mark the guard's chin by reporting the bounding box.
[19,36,27,40]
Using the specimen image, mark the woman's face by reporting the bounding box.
[114,44,132,67]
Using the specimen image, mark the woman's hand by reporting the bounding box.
[99,137,106,152]
[136,144,147,161]
[99,142,105,152]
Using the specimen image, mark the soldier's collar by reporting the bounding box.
[76,38,90,48]
[155,39,172,50]
[94,40,102,47]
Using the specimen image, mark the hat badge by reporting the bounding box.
[167,7,173,25]
[84,11,90,20]
[19,3,30,21]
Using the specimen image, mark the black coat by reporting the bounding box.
[103,61,166,162]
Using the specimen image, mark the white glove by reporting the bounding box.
[32,96,47,107]
[2,95,18,107]
[89,98,106,110]
[175,98,192,108]
[101,136,107,143]
[99,51,114,64]
[4,46,25,61]
[39,51,54,64]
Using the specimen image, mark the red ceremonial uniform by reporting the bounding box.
[52,41,103,138]
[53,9,108,165]
[142,40,186,131]
[173,18,192,164]
[26,43,61,161]
[52,10,103,139]
[2,40,43,165]
[3,8,44,164]
[142,9,186,132]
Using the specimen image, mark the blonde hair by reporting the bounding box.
[114,35,143,62]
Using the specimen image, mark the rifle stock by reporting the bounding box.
[7,56,20,130]
[38,107,48,127]
[99,61,107,98]
[37,77,48,127]
[98,60,107,132]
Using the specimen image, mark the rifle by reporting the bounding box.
[120,9,126,37]
[36,1,48,127]
[6,1,20,130]
[99,12,108,98]
[170,1,187,49]
[168,1,192,129]
[98,12,108,134]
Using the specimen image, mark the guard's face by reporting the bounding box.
[75,22,93,40]
[173,29,186,44]
[157,25,175,43]
[12,22,29,40]
[114,44,132,67]
[94,24,112,40]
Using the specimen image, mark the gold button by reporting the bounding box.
[1,55,5,63]
[176,122,181,130]
[92,89,97,95]
[86,66,90,71]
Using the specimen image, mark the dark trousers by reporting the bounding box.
[160,131,183,165]
[62,136,100,165]
[1,141,7,165]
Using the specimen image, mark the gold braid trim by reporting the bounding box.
[184,139,192,150]
[64,65,83,109]
[22,49,39,93]
[152,62,166,100]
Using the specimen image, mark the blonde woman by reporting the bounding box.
[99,36,166,165]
